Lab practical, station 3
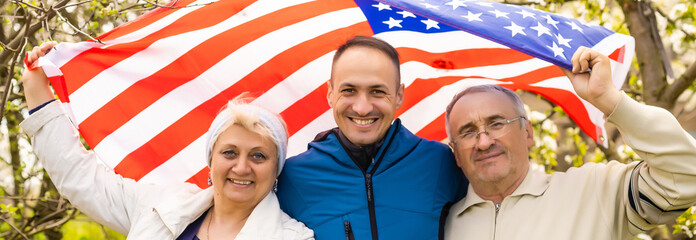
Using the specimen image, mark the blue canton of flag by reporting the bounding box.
[377,0,616,70]
[355,0,458,33]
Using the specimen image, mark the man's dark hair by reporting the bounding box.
[331,36,401,85]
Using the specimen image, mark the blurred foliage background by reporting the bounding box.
[1,0,695,239]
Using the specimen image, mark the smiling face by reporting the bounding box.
[328,46,404,146]
[447,91,533,188]
[210,124,278,208]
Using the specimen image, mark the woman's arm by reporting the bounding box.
[22,42,57,109]
[20,43,161,234]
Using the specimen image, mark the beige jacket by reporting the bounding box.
[21,101,314,240]
[445,94,696,240]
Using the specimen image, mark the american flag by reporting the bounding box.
[34,0,634,188]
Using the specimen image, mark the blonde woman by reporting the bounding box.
[21,42,314,239]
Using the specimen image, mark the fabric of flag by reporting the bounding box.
[34,0,634,188]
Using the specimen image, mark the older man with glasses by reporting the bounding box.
[443,47,696,239]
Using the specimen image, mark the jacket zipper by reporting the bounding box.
[344,220,355,240]
[493,203,501,240]
[365,171,378,240]
[494,203,500,215]
[333,124,398,240]
[364,130,395,240]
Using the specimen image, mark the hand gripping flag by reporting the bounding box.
[33,0,634,188]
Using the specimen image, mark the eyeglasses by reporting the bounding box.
[453,116,526,148]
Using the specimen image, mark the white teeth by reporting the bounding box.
[231,179,252,185]
[352,119,376,125]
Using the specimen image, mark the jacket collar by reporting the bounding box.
[309,119,421,173]
[154,186,214,237]
[154,188,286,239]
[336,128,384,172]
[453,164,550,216]
[235,192,285,239]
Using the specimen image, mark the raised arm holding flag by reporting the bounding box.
[22,0,645,239]
[28,0,634,188]
[444,46,696,240]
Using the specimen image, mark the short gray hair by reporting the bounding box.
[444,85,526,141]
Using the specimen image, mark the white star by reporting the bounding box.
[555,33,572,48]
[566,21,584,33]
[504,22,526,37]
[463,11,482,22]
[477,1,494,7]
[421,19,440,30]
[516,9,535,19]
[383,17,403,29]
[372,2,392,11]
[543,15,559,29]
[547,42,566,59]
[396,10,417,18]
[530,22,551,37]
[445,0,467,10]
[422,2,440,10]
[489,9,509,19]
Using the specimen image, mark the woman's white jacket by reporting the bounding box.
[20,101,314,240]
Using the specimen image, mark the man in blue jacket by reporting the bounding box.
[277,36,467,240]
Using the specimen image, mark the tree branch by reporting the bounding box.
[0,37,25,124]
[27,203,76,236]
[0,39,20,52]
[653,5,696,42]
[2,195,72,203]
[0,215,31,240]
[34,205,70,224]
[0,13,6,44]
[0,0,71,65]
[501,1,539,5]
[119,2,157,13]
[618,0,670,108]
[55,10,104,43]
[54,0,91,11]
[501,0,580,7]
[10,0,43,11]
[0,7,29,53]
[663,60,696,105]
[137,0,211,10]
[528,93,559,127]
[532,111,557,128]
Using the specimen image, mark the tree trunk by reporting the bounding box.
[618,0,670,108]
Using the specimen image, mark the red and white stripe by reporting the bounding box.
[37,0,633,187]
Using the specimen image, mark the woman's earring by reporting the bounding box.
[274,179,278,192]
[208,176,213,186]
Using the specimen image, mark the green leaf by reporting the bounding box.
[552,106,566,117]
[592,148,607,163]
[61,214,126,240]
[572,155,584,167]
[672,207,696,235]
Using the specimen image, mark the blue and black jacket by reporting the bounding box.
[277,119,467,240]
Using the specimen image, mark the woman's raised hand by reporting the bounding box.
[22,41,57,109]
